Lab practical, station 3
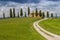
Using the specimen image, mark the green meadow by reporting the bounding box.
[39,18,60,35]
[0,18,46,40]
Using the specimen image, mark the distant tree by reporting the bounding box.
[39,10,42,17]
[3,12,5,18]
[20,8,23,17]
[42,12,45,18]
[35,8,38,17]
[51,13,53,18]
[28,7,30,16]
[10,8,12,18]
[17,12,19,18]
[55,13,57,18]
[13,8,15,18]
[46,11,49,18]
[25,12,27,17]
[31,12,34,17]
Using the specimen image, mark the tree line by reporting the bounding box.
[3,7,57,19]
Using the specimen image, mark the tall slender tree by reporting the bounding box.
[17,12,19,18]
[46,11,49,18]
[42,12,45,18]
[28,7,30,16]
[55,13,57,18]
[51,13,53,18]
[31,12,34,17]
[13,8,15,18]
[39,10,42,17]
[10,8,12,18]
[25,12,27,17]
[3,12,5,18]
[35,8,38,17]
[20,8,23,17]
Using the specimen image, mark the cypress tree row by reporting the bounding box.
[35,8,38,17]
[46,11,49,18]
[28,7,30,16]
[20,8,23,17]
[13,8,15,18]
[3,12,5,18]
[10,8,12,18]
[1,7,55,19]
[51,13,53,18]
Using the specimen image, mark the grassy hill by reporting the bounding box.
[0,18,46,40]
[39,18,60,35]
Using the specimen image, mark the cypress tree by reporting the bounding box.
[55,13,57,18]
[20,8,23,17]
[28,7,30,16]
[10,8,12,18]
[35,8,38,17]
[25,12,27,17]
[3,12,5,19]
[51,13,53,18]
[31,12,34,17]
[39,10,42,17]
[42,12,45,18]
[17,12,19,18]
[13,8,15,18]
[46,11,49,18]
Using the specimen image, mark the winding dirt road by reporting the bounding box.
[33,18,60,40]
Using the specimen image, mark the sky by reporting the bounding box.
[0,0,60,17]
[0,0,60,3]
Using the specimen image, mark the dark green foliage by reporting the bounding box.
[39,10,42,17]
[51,13,53,18]
[28,7,30,16]
[46,11,49,18]
[3,12,5,18]
[20,8,23,17]
[10,8,12,18]
[25,12,27,17]
[13,8,15,18]
[35,8,38,17]
[17,12,19,18]
[42,12,45,18]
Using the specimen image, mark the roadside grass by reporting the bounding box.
[0,17,46,40]
[39,18,60,35]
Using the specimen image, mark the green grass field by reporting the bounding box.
[0,18,46,40]
[39,18,60,35]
